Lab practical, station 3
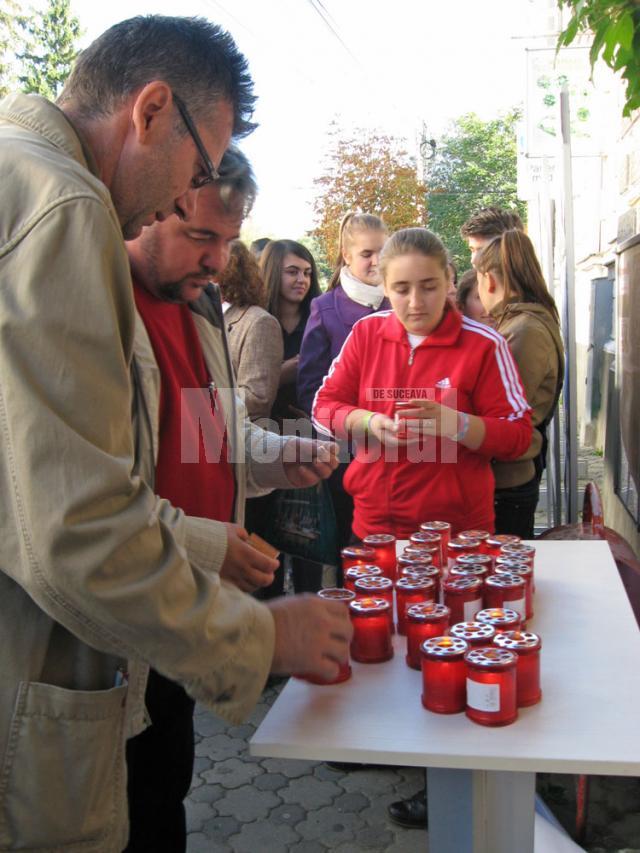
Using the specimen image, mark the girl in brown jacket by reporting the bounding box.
[475,229,565,538]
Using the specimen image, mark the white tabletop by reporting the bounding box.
[250,540,640,776]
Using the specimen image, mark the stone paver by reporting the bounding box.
[215,785,281,822]
[201,756,262,789]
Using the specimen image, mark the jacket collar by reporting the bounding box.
[0,93,98,176]
[382,302,463,346]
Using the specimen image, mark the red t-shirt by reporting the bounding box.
[134,280,235,522]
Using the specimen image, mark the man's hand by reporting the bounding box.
[219,522,279,592]
[266,594,353,680]
[283,438,339,487]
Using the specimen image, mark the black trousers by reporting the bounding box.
[125,670,195,853]
[493,475,540,539]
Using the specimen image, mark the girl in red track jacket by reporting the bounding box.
[312,228,532,539]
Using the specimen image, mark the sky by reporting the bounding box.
[70,0,538,238]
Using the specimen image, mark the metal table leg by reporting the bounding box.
[427,767,536,853]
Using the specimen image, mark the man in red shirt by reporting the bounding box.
[125,146,345,851]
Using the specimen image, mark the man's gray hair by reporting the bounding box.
[216,146,257,217]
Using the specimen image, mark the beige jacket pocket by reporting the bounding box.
[0,681,129,852]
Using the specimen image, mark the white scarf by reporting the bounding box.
[340,266,385,309]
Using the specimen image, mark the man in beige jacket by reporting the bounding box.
[0,16,350,853]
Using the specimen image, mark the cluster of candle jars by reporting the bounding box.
[309,531,542,725]
[420,625,541,726]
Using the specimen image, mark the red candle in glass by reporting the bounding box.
[449,563,490,583]
[344,564,383,593]
[400,563,441,601]
[447,537,481,572]
[349,598,393,663]
[405,603,450,669]
[397,554,434,572]
[449,621,496,646]
[409,532,443,569]
[500,542,535,567]
[420,521,451,567]
[484,574,527,622]
[475,607,522,634]
[421,636,468,713]
[443,576,483,625]
[455,553,493,573]
[341,545,376,573]
[395,576,436,635]
[362,533,397,581]
[354,576,394,632]
[458,529,491,554]
[495,563,534,619]
[500,542,536,592]
[296,588,355,684]
[494,631,542,707]
[404,543,441,569]
[485,534,521,559]
[465,646,518,726]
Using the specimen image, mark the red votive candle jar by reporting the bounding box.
[409,532,443,569]
[475,608,522,634]
[297,588,355,684]
[447,537,481,572]
[405,603,450,669]
[494,631,542,707]
[404,543,441,568]
[449,563,490,583]
[400,563,441,601]
[363,533,397,581]
[341,545,376,573]
[421,636,468,713]
[484,574,527,622]
[455,553,493,573]
[495,562,534,619]
[344,564,382,593]
[395,576,436,635]
[443,576,483,625]
[465,646,518,726]
[449,621,496,647]
[500,542,535,567]
[397,554,434,573]
[458,529,491,554]
[349,598,393,663]
[354,576,394,631]
[420,521,451,566]
[485,534,521,560]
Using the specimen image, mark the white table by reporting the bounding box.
[250,541,640,852]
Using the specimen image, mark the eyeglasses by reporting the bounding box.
[172,91,220,188]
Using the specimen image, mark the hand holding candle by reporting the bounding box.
[267,594,353,680]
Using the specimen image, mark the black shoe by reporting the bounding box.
[388,786,428,828]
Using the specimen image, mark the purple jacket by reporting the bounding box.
[297,285,390,414]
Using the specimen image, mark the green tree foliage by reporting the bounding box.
[0,0,21,97]
[426,110,526,270]
[312,125,426,265]
[18,0,81,99]
[557,0,640,116]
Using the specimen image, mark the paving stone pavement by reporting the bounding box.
[187,680,640,853]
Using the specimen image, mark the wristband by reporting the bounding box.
[452,411,470,442]
[361,411,376,434]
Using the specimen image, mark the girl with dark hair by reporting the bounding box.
[260,239,321,425]
[474,228,565,538]
[253,240,324,595]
